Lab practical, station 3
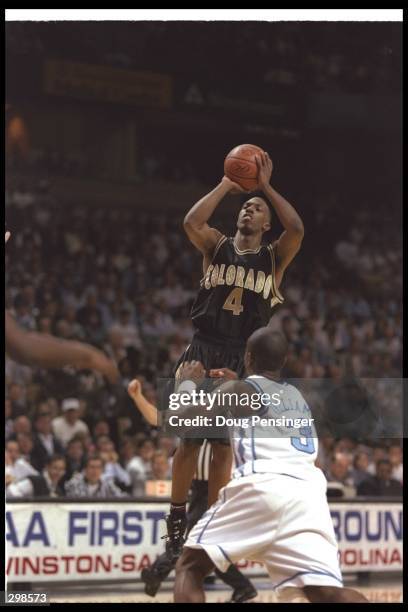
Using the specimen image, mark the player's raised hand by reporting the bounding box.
[221,176,249,195]
[178,360,206,385]
[255,151,273,189]
[128,378,143,399]
[5,231,11,244]
[209,367,238,381]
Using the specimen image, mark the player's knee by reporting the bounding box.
[304,585,368,603]
[304,586,340,603]
[176,547,213,579]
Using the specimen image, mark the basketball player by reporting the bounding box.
[127,379,257,602]
[173,328,368,603]
[165,151,304,558]
[5,231,119,383]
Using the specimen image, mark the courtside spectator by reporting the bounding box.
[7,454,66,498]
[52,397,90,448]
[65,454,127,498]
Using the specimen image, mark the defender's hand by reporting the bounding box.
[255,151,273,189]
[221,176,248,195]
[89,350,120,384]
[178,360,205,385]
[209,367,238,381]
[128,378,143,400]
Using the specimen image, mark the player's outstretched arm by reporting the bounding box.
[256,152,304,287]
[183,177,245,256]
[5,310,119,383]
[127,379,160,426]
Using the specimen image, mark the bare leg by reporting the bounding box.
[174,547,214,603]
[304,585,369,603]
[171,442,201,504]
[208,443,232,506]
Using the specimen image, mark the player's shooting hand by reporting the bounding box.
[256,151,273,189]
[209,367,238,381]
[128,378,143,400]
[178,360,206,385]
[221,176,248,195]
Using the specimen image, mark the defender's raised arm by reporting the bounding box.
[5,310,119,384]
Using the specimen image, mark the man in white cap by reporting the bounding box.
[52,398,90,448]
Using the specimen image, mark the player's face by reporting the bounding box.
[237,198,271,235]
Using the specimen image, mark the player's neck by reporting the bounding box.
[252,370,281,381]
[234,231,262,252]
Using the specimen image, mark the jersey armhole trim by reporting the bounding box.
[200,235,228,284]
[212,234,228,259]
[268,243,284,303]
[244,377,265,395]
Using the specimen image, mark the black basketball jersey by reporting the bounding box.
[190,236,284,343]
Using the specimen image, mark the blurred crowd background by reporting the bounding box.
[5,20,402,500]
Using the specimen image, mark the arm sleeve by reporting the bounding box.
[6,479,34,498]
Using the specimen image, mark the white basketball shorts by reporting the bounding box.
[185,470,343,596]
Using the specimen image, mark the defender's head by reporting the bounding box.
[245,327,288,375]
[237,196,271,236]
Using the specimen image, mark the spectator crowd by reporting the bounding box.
[5,158,402,500]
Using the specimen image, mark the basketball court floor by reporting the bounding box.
[35,574,403,603]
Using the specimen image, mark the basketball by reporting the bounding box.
[224,144,265,191]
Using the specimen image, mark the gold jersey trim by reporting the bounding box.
[199,235,227,286]
[233,238,262,255]
[213,234,228,259]
[267,243,284,303]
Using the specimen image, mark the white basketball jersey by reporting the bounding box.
[231,375,320,481]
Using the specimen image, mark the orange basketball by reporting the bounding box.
[224,144,264,191]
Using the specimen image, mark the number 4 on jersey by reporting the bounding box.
[223,287,244,316]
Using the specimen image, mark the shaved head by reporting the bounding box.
[245,327,288,373]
